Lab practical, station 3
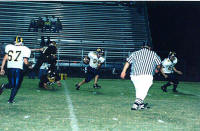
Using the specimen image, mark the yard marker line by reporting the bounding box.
[63,81,79,131]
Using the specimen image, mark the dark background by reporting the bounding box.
[147,2,200,81]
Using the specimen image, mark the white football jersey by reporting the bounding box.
[162,57,177,74]
[88,51,105,69]
[5,44,31,70]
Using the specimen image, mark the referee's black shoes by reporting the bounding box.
[131,103,150,110]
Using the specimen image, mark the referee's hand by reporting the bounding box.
[120,72,126,79]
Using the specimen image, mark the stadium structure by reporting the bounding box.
[0,1,151,77]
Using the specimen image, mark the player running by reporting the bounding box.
[160,51,183,92]
[0,36,31,103]
[75,48,105,90]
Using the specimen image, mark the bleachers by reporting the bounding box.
[0,1,151,68]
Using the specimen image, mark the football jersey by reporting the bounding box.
[88,51,105,69]
[162,57,177,74]
[5,44,31,69]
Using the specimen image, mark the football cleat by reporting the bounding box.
[131,103,139,110]
[161,86,167,92]
[93,84,101,89]
[75,84,80,90]
[173,89,178,93]
[8,100,15,104]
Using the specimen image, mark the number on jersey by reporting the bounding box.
[8,50,22,61]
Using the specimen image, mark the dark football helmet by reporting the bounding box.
[50,41,56,47]
[83,56,90,65]
[47,69,56,83]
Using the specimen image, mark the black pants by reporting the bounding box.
[33,55,56,72]
[85,66,100,83]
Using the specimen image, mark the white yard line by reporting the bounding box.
[63,81,79,131]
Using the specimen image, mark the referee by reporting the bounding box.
[120,42,161,110]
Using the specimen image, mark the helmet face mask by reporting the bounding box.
[50,41,56,47]
[168,51,176,61]
[15,36,23,46]
[47,70,56,82]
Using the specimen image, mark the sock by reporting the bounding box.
[162,82,171,89]
[173,84,178,90]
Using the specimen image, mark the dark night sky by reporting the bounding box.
[147,2,200,81]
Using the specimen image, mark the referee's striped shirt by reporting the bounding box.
[127,48,161,76]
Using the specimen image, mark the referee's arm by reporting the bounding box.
[121,52,134,79]
[120,62,130,79]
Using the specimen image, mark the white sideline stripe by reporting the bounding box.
[63,81,79,131]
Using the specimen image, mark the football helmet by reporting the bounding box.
[47,69,56,83]
[83,56,90,65]
[50,41,56,47]
[15,36,23,46]
[168,51,176,58]
[96,48,104,56]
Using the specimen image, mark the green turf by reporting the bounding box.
[0,77,200,131]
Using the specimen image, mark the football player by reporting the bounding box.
[39,68,61,89]
[31,41,57,73]
[75,48,105,90]
[0,36,31,103]
[160,51,183,92]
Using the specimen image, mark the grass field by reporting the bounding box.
[0,76,200,131]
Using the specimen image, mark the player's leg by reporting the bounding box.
[161,82,171,92]
[172,75,179,92]
[55,73,61,87]
[130,75,153,110]
[161,74,173,92]
[47,56,57,70]
[93,75,100,88]
[39,81,44,88]
[75,66,95,90]
[93,69,101,88]
[0,68,14,95]
[8,69,23,103]
[33,55,47,73]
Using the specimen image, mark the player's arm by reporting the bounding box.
[24,57,32,69]
[97,57,105,69]
[154,65,161,74]
[0,54,8,75]
[120,62,130,79]
[173,67,183,75]
[97,62,102,69]
[31,48,43,52]
[43,83,49,89]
